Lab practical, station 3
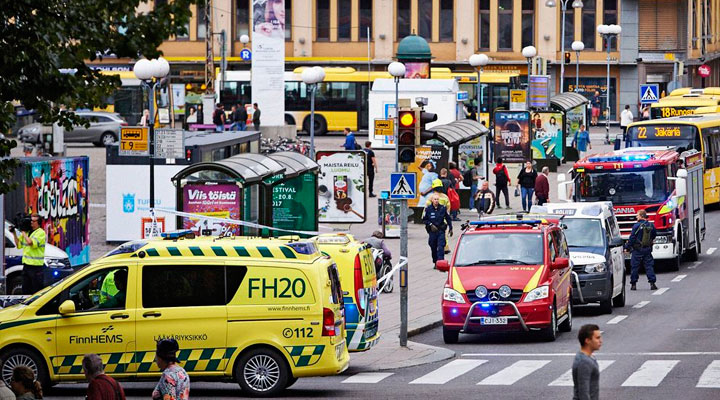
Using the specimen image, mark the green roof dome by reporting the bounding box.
[396,35,432,60]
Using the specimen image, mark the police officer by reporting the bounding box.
[12,213,46,294]
[624,209,658,291]
[423,193,453,267]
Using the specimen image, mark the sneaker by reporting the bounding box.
[369,193,376,198]
[630,283,637,291]
[469,208,477,212]
[650,282,658,290]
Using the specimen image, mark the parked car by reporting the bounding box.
[18,111,127,147]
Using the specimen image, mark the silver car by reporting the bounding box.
[18,111,126,147]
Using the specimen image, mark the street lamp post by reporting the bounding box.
[302,66,325,159]
[522,46,537,110]
[133,57,170,237]
[597,24,622,144]
[387,61,409,347]
[546,0,584,93]
[571,41,584,92]
[469,54,489,123]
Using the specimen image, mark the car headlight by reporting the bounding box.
[498,285,512,299]
[474,285,488,299]
[443,288,466,304]
[523,285,549,302]
[653,235,669,244]
[584,263,606,273]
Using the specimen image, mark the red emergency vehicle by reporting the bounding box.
[437,216,573,343]
[558,147,705,270]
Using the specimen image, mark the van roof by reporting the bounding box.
[103,236,324,264]
[532,202,612,219]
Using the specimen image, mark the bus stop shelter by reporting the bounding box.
[264,152,320,236]
[550,92,589,163]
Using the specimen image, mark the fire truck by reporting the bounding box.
[557,147,705,270]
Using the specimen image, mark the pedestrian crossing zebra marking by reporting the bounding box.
[548,360,616,386]
[633,301,650,309]
[606,315,627,324]
[671,275,687,282]
[621,360,679,387]
[697,360,720,388]
[342,372,394,384]
[410,359,487,385]
[477,360,550,386]
[652,287,670,296]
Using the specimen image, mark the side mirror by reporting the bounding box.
[609,236,624,247]
[436,260,450,272]
[58,300,76,315]
[551,257,570,270]
[676,177,687,198]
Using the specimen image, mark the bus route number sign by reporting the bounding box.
[120,126,149,156]
[374,119,394,136]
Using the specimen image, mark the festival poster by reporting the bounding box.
[269,172,318,236]
[23,157,89,266]
[316,151,366,223]
[458,137,485,189]
[530,111,563,160]
[252,0,285,126]
[181,184,242,236]
[494,111,531,164]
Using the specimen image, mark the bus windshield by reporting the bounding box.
[626,124,698,153]
[576,167,669,205]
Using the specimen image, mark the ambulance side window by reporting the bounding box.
[547,234,556,262]
[37,267,128,315]
[142,265,246,308]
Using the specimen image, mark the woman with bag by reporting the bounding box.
[516,160,538,212]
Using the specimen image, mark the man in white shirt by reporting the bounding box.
[620,105,634,148]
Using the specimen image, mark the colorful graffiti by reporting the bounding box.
[24,157,89,266]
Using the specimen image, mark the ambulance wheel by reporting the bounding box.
[599,290,613,314]
[0,347,50,389]
[539,304,557,342]
[443,326,459,344]
[235,347,289,397]
[612,275,626,307]
[285,376,298,388]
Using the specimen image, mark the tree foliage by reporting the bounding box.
[0,0,196,193]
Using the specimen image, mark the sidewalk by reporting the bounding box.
[313,125,620,370]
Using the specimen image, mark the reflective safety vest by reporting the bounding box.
[18,228,46,266]
[100,270,119,303]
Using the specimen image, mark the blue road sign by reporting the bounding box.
[240,49,252,61]
[389,173,416,199]
[639,84,660,104]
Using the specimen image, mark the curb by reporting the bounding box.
[408,319,444,338]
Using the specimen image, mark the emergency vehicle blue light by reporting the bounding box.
[621,154,651,161]
[286,242,318,255]
[451,308,459,315]
[53,271,59,277]
[470,220,544,226]
[161,230,194,239]
[481,303,490,308]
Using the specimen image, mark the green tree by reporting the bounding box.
[0,0,196,193]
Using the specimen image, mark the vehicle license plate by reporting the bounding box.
[480,317,508,325]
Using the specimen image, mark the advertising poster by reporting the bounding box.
[407,145,449,207]
[252,0,285,126]
[171,83,186,116]
[530,112,563,160]
[566,105,586,147]
[404,62,430,79]
[458,137,485,189]
[316,151,366,223]
[23,157,89,266]
[565,78,617,120]
[379,199,402,238]
[181,183,242,236]
[269,173,318,236]
[494,111,531,163]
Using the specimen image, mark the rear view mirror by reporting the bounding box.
[58,300,76,315]
[436,260,450,272]
[609,236,624,247]
[551,257,569,270]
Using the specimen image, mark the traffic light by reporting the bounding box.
[564,52,571,64]
[418,111,438,145]
[397,108,418,163]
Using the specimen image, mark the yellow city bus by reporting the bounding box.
[94,70,144,125]
[650,87,720,119]
[627,113,720,205]
[220,67,518,134]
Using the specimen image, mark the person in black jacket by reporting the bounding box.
[624,209,658,291]
[422,194,453,267]
[516,160,538,212]
[474,181,496,217]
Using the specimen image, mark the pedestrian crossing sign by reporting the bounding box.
[640,84,660,104]
[390,173,416,199]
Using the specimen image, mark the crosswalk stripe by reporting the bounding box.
[633,301,650,309]
[478,360,550,385]
[653,287,670,296]
[410,359,487,384]
[342,372,394,384]
[548,360,616,386]
[621,360,679,387]
[607,315,627,324]
[671,274,687,282]
[697,360,720,388]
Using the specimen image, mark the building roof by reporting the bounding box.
[396,35,432,60]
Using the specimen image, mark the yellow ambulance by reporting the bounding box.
[0,234,349,397]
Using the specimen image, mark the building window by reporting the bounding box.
[359,0,372,39]
[317,0,330,40]
[397,0,411,39]
[563,8,574,50]
[581,0,595,49]
[417,0,433,40]
[603,0,617,50]
[285,0,292,41]
[521,0,534,48]
[498,0,513,50]
[338,0,351,40]
[236,0,250,39]
[479,0,490,50]
[692,0,698,49]
[197,3,207,39]
[439,0,453,42]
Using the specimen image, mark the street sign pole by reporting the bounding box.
[390,172,415,347]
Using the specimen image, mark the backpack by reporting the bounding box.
[354,141,362,150]
[447,187,460,211]
[462,169,474,187]
[639,222,654,247]
[495,167,508,186]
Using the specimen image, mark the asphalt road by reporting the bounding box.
[44,205,720,399]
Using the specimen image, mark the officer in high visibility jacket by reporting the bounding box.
[13,214,46,294]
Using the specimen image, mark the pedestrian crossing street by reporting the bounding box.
[339,358,720,388]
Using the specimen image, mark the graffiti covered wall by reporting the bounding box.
[24,157,89,265]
